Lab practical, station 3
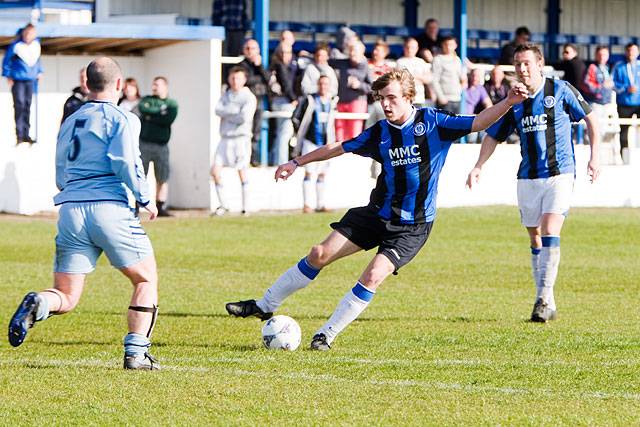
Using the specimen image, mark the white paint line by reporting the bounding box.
[0,357,638,401]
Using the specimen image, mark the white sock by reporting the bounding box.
[256,257,321,313]
[302,177,313,208]
[531,247,541,291]
[215,184,226,209]
[539,236,561,310]
[241,181,249,212]
[317,282,375,344]
[35,293,50,321]
[316,178,326,209]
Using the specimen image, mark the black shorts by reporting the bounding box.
[330,205,433,272]
[140,140,170,183]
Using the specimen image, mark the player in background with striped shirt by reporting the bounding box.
[467,44,600,323]
[8,57,161,370]
[226,68,528,350]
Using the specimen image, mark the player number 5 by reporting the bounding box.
[67,119,87,161]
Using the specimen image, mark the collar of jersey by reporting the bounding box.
[87,100,115,104]
[530,78,546,98]
[386,107,416,130]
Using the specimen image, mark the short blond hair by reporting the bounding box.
[371,68,416,102]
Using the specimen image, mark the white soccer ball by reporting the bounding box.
[261,315,301,351]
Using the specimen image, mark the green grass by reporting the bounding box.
[0,206,639,425]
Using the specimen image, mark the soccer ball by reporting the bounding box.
[261,315,301,351]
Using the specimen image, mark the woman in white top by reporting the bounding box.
[118,77,141,113]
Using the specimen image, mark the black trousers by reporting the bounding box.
[617,104,640,150]
[250,102,264,165]
[11,80,34,140]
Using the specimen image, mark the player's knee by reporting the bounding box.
[359,269,389,289]
[360,261,395,289]
[308,244,330,268]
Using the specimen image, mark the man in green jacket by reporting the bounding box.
[138,76,179,217]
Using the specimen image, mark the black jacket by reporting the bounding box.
[61,87,88,124]
[239,58,270,98]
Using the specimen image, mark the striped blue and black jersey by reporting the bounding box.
[486,77,591,179]
[305,95,331,146]
[342,107,474,225]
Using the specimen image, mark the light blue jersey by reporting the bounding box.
[54,100,150,207]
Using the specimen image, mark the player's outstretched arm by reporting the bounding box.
[583,111,601,183]
[471,83,528,132]
[466,134,500,189]
[274,142,346,181]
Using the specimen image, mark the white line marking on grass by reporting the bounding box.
[1,357,638,401]
[170,355,640,369]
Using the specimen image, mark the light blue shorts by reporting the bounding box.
[54,201,154,274]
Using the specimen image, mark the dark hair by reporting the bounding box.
[229,66,247,77]
[86,57,122,92]
[513,43,544,62]
[625,42,638,50]
[153,76,168,85]
[515,26,531,37]
[440,35,456,44]
[424,18,438,27]
[403,36,418,45]
[562,43,577,52]
[595,45,609,53]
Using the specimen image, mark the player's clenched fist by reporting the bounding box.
[507,82,528,105]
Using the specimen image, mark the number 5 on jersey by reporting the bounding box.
[68,119,87,161]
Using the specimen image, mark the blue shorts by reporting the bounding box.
[54,201,154,274]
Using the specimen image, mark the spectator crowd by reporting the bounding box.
[4,17,636,216]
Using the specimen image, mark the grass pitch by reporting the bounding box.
[0,206,639,425]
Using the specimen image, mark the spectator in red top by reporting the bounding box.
[583,45,615,146]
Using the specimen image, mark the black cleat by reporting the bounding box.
[8,292,40,347]
[123,352,161,370]
[530,298,557,323]
[310,333,331,351]
[225,299,272,321]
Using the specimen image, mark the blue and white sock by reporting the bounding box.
[124,332,151,357]
[531,247,541,289]
[539,236,560,310]
[35,293,50,321]
[256,257,321,313]
[317,282,375,344]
